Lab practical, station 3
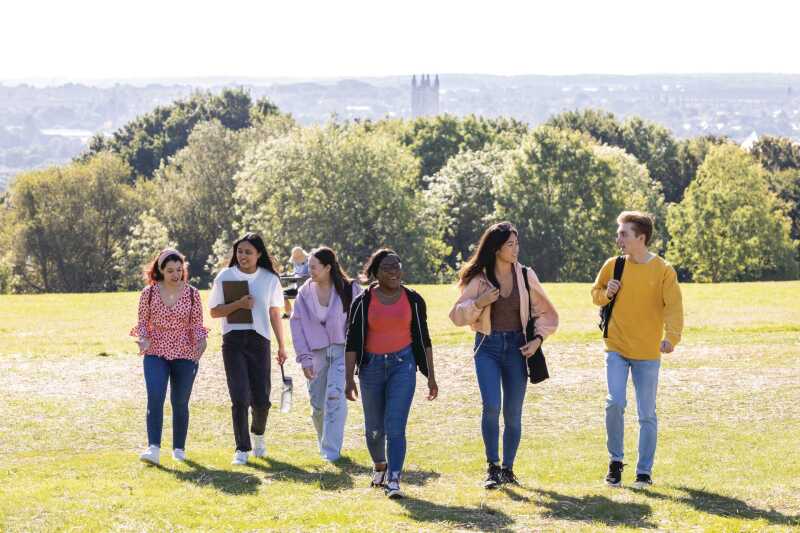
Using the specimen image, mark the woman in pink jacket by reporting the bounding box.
[289,247,363,462]
[449,222,558,488]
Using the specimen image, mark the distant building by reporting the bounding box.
[741,130,759,151]
[411,74,440,117]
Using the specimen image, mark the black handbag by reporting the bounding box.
[521,266,549,384]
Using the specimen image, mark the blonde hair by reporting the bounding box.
[291,247,308,261]
[617,211,654,246]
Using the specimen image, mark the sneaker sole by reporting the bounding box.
[605,480,622,487]
[386,491,403,499]
[632,482,652,489]
[139,457,159,465]
[484,482,501,490]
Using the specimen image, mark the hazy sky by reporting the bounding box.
[3,0,799,81]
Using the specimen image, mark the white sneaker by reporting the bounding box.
[139,445,160,465]
[385,479,403,499]
[252,434,266,458]
[370,466,387,487]
[172,448,187,462]
[232,450,249,465]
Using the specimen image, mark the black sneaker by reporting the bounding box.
[633,473,653,489]
[484,463,503,489]
[500,467,519,485]
[370,467,387,488]
[605,461,624,487]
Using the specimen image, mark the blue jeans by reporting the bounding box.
[143,355,198,449]
[307,344,348,461]
[474,330,528,468]
[358,345,416,482]
[605,351,661,475]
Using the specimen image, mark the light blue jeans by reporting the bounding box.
[605,351,661,475]
[307,344,348,461]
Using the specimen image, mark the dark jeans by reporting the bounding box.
[143,355,198,449]
[474,330,528,468]
[358,345,416,483]
[222,330,271,452]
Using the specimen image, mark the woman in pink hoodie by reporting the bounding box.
[289,247,363,462]
[449,222,559,488]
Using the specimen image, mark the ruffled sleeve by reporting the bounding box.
[130,286,153,338]
[189,287,209,342]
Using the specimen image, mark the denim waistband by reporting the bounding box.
[365,344,412,358]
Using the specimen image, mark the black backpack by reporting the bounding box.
[598,256,625,338]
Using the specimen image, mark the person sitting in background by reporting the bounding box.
[283,247,310,319]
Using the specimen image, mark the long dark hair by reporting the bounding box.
[311,246,354,313]
[458,222,518,288]
[360,248,398,284]
[228,233,279,275]
[144,250,188,285]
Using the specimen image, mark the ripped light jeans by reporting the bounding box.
[307,343,348,461]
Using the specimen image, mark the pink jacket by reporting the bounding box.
[449,263,559,339]
[290,279,363,368]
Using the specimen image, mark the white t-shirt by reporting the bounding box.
[311,282,331,323]
[209,266,284,341]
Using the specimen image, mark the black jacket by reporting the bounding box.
[345,284,432,377]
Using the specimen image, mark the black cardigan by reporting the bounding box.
[345,284,432,377]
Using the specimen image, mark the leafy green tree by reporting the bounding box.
[113,210,176,290]
[81,88,275,180]
[425,147,511,267]
[546,109,624,147]
[152,120,246,286]
[593,145,667,251]
[667,145,798,281]
[6,153,141,292]
[620,117,682,203]
[494,126,622,281]
[750,135,800,172]
[233,124,448,282]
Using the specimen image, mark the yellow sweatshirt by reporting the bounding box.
[591,255,684,360]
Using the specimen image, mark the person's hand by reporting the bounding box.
[660,340,674,354]
[238,295,255,310]
[302,366,315,380]
[427,377,438,400]
[345,379,358,401]
[476,288,500,309]
[136,337,151,354]
[606,280,621,299]
[520,338,542,358]
[276,347,288,365]
[194,338,207,358]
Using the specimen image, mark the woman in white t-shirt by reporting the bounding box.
[209,233,287,465]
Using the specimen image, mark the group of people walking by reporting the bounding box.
[131,211,683,497]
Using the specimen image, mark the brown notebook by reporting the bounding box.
[222,280,253,324]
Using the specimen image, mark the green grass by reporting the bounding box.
[1,282,799,531]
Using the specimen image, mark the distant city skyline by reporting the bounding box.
[2,0,800,82]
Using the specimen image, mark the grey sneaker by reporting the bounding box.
[385,479,402,499]
[139,445,160,465]
[370,467,387,487]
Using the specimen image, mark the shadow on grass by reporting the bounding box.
[642,485,800,526]
[394,496,514,532]
[530,488,657,529]
[245,456,441,491]
[157,459,261,495]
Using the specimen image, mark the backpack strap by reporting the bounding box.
[603,256,626,338]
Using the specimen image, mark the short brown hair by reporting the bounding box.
[617,211,654,246]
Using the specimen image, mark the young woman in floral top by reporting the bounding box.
[130,248,208,465]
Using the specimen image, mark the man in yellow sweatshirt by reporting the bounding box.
[591,211,684,489]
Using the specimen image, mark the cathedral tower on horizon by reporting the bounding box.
[411,74,440,118]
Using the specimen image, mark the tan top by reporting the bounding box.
[490,271,522,332]
[449,262,559,339]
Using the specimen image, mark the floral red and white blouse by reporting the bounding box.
[130,284,209,362]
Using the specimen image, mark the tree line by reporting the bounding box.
[0,90,797,293]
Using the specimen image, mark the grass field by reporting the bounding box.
[1,282,798,531]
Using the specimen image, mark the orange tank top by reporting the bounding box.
[366,288,412,354]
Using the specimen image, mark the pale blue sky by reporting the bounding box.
[2,0,799,81]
